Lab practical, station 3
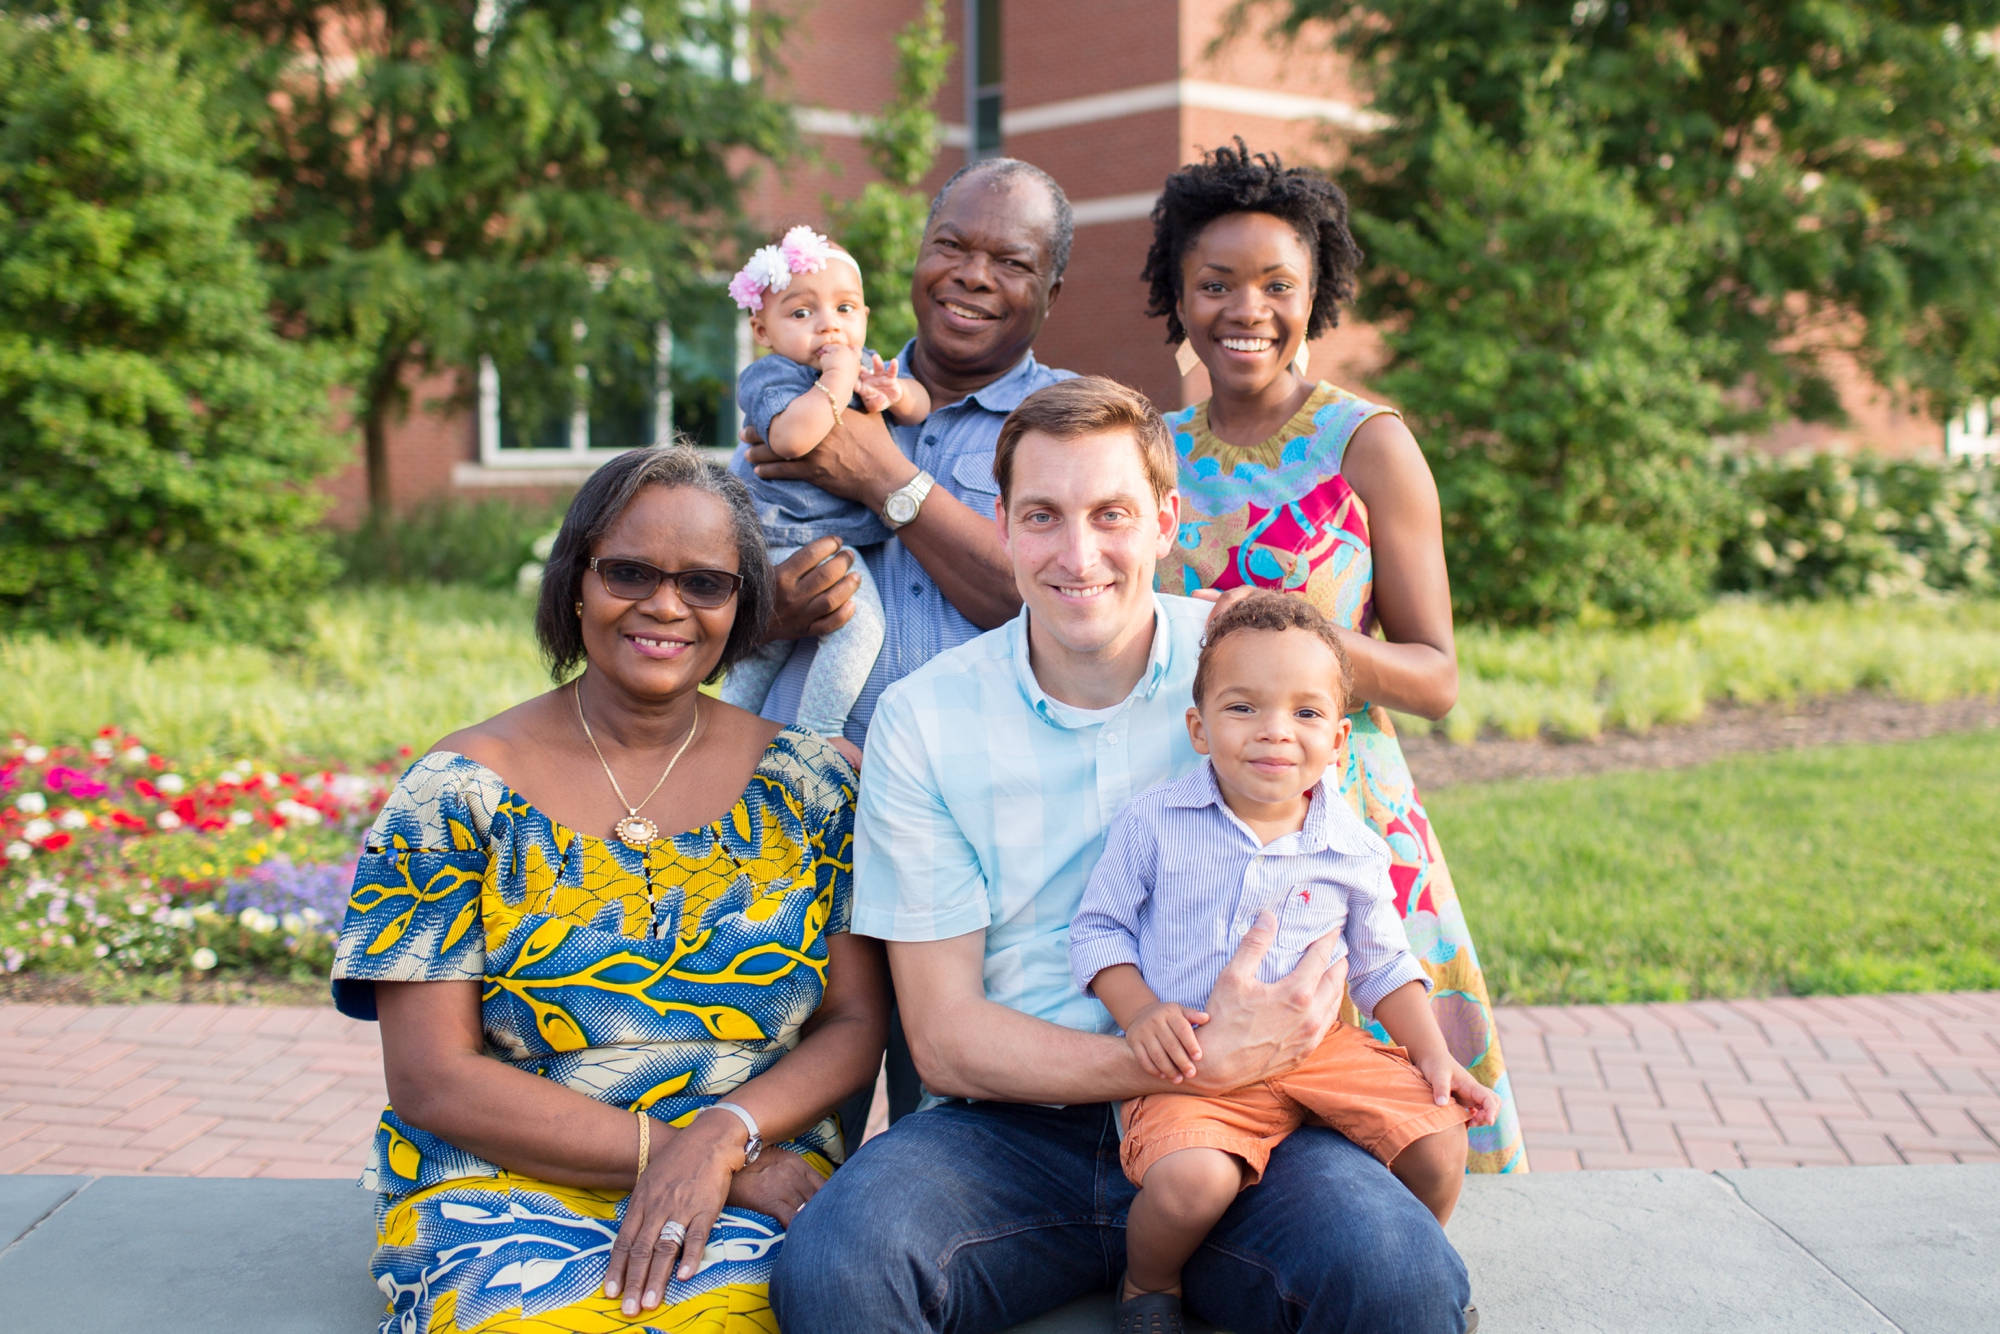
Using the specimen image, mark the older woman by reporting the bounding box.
[1144,142,1526,1174]
[332,446,889,1333]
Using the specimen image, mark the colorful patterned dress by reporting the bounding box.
[1159,384,1527,1174]
[331,728,857,1334]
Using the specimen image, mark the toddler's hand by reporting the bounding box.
[1125,1000,1209,1083]
[855,353,904,415]
[1415,1051,1501,1127]
[815,342,862,381]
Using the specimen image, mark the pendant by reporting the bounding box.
[614,814,660,848]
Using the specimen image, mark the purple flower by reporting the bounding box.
[221,856,355,929]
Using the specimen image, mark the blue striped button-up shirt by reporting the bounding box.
[1069,759,1430,1023]
[756,346,1076,745]
[852,595,1209,1034]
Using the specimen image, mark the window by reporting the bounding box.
[967,0,1002,160]
[1946,399,1999,458]
[478,284,743,468]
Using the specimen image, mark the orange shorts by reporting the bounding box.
[1118,1022,1470,1188]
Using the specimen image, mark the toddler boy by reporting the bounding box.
[1069,590,1499,1334]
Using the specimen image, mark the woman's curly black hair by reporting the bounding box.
[1141,139,1363,345]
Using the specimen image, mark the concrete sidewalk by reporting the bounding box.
[4,991,1996,1178]
[3,1165,1993,1333]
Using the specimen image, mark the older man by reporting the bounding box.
[748,157,1076,747]
[771,378,1472,1334]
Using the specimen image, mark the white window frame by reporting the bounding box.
[1946,398,1999,458]
[476,323,678,469]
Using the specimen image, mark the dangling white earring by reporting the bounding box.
[1175,340,1200,376]
[1294,341,1312,376]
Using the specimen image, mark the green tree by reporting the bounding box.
[1270,0,2000,427]
[182,0,791,511]
[833,0,954,354]
[0,14,347,649]
[1368,101,1732,624]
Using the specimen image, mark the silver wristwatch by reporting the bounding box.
[705,1100,762,1164]
[881,469,935,530]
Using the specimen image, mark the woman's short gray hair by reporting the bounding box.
[534,443,774,684]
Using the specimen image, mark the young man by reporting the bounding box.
[770,378,1472,1334]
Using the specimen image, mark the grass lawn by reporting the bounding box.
[1434,729,2000,1005]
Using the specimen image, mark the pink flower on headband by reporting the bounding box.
[731,226,850,311]
[779,225,835,274]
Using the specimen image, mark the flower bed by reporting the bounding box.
[0,731,393,978]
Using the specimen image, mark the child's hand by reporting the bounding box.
[815,342,862,383]
[1414,1050,1501,1127]
[855,353,904,415]
[1124,1000,1210,1083]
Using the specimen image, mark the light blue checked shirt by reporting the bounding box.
[755,346,1075,745]
[1070,759,1430,1024]
[852,594,1210,1034]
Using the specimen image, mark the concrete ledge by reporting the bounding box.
[3,1166,1993,1332]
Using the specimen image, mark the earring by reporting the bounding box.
[575,601,584,617]
[1294,341,1313,376]
[1175,340,1200,376]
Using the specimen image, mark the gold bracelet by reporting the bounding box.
[634,1108,651,1182]
[815,379,844,427]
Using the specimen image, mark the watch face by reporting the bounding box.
[886,493,917,525]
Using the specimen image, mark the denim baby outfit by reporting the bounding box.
[728,352,894,547]
[718,351,895,737]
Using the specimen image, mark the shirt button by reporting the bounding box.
[1103,733,1119,745]
[923,434,937,446]
[909,583,923,597]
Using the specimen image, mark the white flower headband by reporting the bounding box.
[728,226,862,312]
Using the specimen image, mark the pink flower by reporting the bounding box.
[45,766,107,800]
[727,267,767,312]
[728,244,794,311]
[779,225,834,275]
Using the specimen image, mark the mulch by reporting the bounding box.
[1401,690,2000,790]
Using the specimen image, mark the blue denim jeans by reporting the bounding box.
[772,1100,1470,1334]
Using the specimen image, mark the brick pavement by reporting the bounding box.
[2,992,1996,1177]
[1500,990,2000,1171]
[0,1004,385,1178]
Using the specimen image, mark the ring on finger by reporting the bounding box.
[658,1219,687,1246]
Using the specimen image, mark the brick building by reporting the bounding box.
[326,0,1983,522]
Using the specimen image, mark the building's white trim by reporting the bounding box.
[795,106,970,147]
[1002,79,1386,137]
[453,461,613,488]
[1070,192,1160,226]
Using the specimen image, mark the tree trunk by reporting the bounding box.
[364,378,396,518]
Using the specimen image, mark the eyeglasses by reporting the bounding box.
[588,557,743,608]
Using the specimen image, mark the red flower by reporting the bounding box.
[38,831,73,852]
[108,810,148,832]
[172,797,198,823]
[133,779,162,800]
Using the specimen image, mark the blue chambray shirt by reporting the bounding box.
[852,595,1210,1034]
[753,345,1076,745]
[1068,758,1430,1023]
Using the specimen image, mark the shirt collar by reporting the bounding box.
[896,341,1051,416]
[1008,594,1175,728]
[1165,757,1375,857]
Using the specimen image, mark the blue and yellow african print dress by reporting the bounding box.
[1159,384,1528,1174]
[331,728,856,1334]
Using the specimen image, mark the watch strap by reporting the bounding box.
[882,469,935,529]
[706,1099,763,1163]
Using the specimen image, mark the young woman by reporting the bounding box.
[1143,141,1525,1174]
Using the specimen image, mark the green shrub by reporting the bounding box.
[1366,101,1734,626]
[1717,453,1998,600]
[0,16,347,650]
[333,495,572,590]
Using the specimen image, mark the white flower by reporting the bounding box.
[300,908,325,928]
[93,943,110,959]
[23,818,54,842]
[219,769,245,786]
[122,745,148,764]
[90,738,114,758]
[156,810,184,831]
[4,842,30,861]
[744,244,792,297]
[516,561,545,597]
[14,792,46,814]
[530,529,560,561]
[239,907,276,933]
[281,912,307,934]
[261,772,279,788]
[2,948,23,973]
[23,745,48,763]
[274,799,323,826]
[228,810,253,827]
[156,774,186,794]
[190,947,218,971]
[57,809,88,830]
[167,908,195,930]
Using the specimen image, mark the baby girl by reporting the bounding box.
[721,226,931,740]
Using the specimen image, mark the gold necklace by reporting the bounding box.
[574,676,699,848]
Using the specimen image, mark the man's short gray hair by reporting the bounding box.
[926,158,1074,280]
